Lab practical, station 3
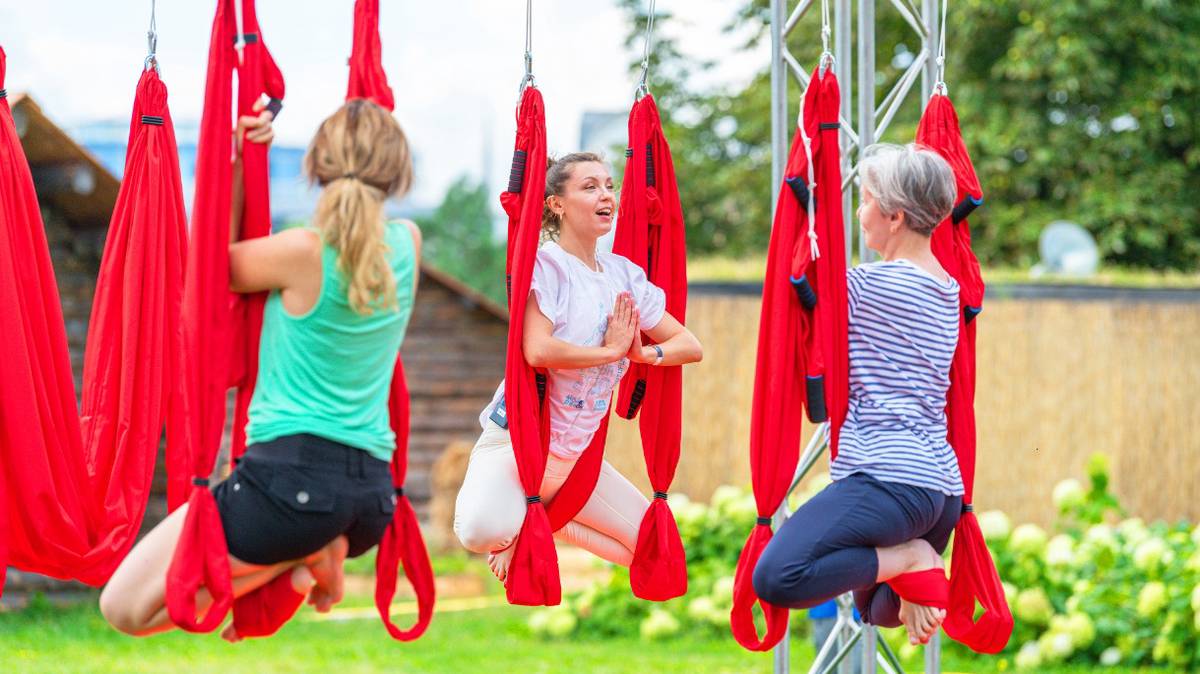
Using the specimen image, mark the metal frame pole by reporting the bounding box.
[856,0,875,264]
[768,2,942,672]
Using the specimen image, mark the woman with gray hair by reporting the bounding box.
[753,143,964,647]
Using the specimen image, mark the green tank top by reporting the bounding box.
[245,221,416,462]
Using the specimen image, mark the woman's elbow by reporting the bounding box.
[684,332,703,364]
[522,341,548,368]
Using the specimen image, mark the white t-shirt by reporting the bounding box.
[479,242,667,459]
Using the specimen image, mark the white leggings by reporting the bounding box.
[453,422,650,567]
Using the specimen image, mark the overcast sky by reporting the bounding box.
[0,0,766,209]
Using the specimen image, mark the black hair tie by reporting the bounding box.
[141,115,164,126]
[653,491,669,501]
[756,516,772,526]
[394,487,405,498]
[962,503,974,514]
[192,477,210,487]
[526,495,542,505]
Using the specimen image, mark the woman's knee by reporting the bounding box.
[453,508,519,554]
[98,584,145,636]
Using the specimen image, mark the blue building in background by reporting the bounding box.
[72,119,422,227]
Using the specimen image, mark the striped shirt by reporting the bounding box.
[830,259,965,496]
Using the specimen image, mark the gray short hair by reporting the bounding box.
[859,143,956,237]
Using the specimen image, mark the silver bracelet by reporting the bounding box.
[652,344,664,366]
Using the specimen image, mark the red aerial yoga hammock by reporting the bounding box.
[730,66,848,651]
[611,94,689,601]
[184,0,434,639]
[917,92,1012,654]
[0,47,187,593]
[495,88,691,604]
[496,84,559,606]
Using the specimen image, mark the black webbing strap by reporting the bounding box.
[645,142,656,187]
[507,150,527,193]
[141,115,164,126]
[624,379,647,418]
[805,375,828,423]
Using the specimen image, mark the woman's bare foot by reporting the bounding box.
[893,539,947,644]
[487,542,516,586]
[898,600,946,644]
[303,535,350,613]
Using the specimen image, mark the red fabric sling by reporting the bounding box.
[496,85,560,606]
[351,0,436,638]
[230,0,436,639]
[227,0,287,466]
[730,68,847,651]
[375,359,437,639]
[346,0,395,112]
[916,93,1012,654]
[0,46,187,593]
[611,94,688,601]
[164,0,243,631]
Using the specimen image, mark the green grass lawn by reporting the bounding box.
[0,587,1161,674]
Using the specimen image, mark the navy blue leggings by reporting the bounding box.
[751,472,961,627]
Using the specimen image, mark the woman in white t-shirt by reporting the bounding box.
[454,152,703,583]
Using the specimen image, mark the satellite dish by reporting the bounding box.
[1036,220,1099,277]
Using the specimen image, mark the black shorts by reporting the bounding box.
[212,433,395,565]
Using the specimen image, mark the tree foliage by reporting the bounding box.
[413,176,507,304]
[618,0,1200,270]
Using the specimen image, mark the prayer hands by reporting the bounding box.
[603,292,639,361]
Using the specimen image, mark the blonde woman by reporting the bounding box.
[101,99,420,638]
[454,152,703,584]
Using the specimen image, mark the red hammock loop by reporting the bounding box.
[165,0,243,631]
[613,94,688,602]
[228,0,437,639]
[916,92,1012,654]
[730,68,847,652]
[499,85,560,606]
[374,359,435,640]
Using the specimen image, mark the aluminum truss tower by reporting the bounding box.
[768,1,944,672]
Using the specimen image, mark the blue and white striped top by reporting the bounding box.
[830,259,965,496]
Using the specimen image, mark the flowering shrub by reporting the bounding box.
[527,453,1199,671]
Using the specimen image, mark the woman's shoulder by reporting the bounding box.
[387,219,422,248]
[598,250,643,278]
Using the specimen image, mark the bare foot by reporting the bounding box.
[304,535,349,613]
[898,599,946,644]
[487,542,516,586]
[894,539,947,644]
[220,622,243,644]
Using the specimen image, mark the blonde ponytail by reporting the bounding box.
[304,99,413,314]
